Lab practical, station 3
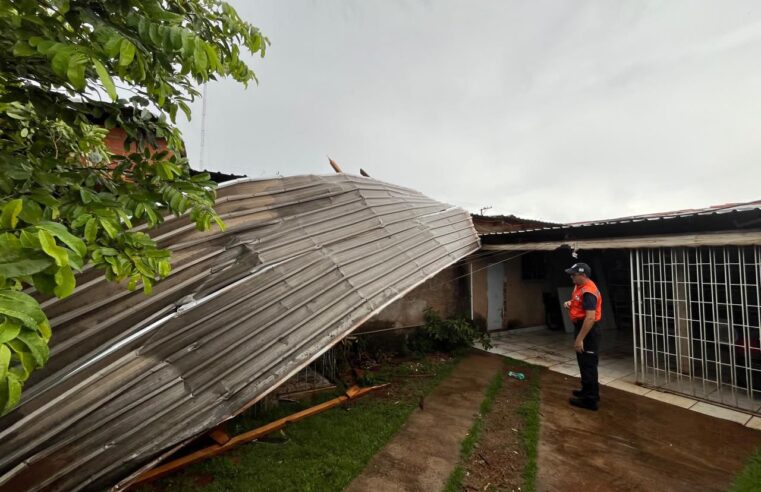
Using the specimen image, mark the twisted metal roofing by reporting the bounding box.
[0,174,480,491]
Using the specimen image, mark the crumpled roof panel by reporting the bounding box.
[0,174,480,491]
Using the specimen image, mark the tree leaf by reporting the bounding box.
[169,191,182,210]
[93,58,117,100]
[0,344,10,382]
[15,329,48,367]
[0,233,20,255]
[119,39,136,66]
[116,209,132,228]
[149,24,161,45]
[0,320,21,345]
[32,273,57,296]
[181,31,194,57]
[158,259,171,277]
[193,42,208,72]
[38,229,69,267]
[178,101,191,121]
[104,33,122,58]
[84,217,98,243]
[142,275,153,295]
[30,191,59,208]
[37,221,86,257]
[99,217,119,238]
[127,274,138,291]
[204,44,219,71]
[0,290,47,324]
[12,41,36,57]
[2,373,22,415]
[1,199,23,229]
[50,46,71,78]
[66,247,84,271]
[18,198,42,225]
[0,302,39,330]
[132,258,154,278]
[138,17,148,40]
[53,265,75,298]
[214,215,226,232]
[66,53,87,90]
[8,348,35,381]
[19,230,41,249]
[70,213,91,229]
[0,254,54,278]
[170,27,183,50]
[38,320,51,341]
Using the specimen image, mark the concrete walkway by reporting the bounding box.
[346,351,504,492]
[489,328,761,430]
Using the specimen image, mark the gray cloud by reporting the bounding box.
[179,0,761,222]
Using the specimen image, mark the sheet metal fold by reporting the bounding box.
[0,174,479,491]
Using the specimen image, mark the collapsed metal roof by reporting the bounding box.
[0,174,480,491]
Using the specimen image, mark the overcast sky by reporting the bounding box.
[178,0,761,223]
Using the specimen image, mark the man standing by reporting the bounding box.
[563,262,602,411]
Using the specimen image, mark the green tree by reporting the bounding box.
[0,0,267,414]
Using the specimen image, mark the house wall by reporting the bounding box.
[362,262,469,329]
[503,259,545,328]
[471,255,489,327]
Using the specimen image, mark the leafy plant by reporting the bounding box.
[408,309,492,353]
[0,0,268,414]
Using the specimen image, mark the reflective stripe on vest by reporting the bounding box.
[569,279,602,322]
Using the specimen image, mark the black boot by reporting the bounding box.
[569,397,598,411]
[572,389,600,401]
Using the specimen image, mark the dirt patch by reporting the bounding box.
[460,362,535,492]
[346,351,505,492]
[538,370,761,492]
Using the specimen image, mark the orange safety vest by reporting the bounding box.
[569,279,602,322]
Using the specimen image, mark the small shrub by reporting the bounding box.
[407,309,492,353]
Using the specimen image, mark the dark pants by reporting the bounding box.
[574,320,601,401]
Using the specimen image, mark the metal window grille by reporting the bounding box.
[631,247,761,415]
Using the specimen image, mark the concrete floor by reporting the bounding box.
[488,327,761,431]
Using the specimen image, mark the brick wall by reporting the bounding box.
[103,127,168,159]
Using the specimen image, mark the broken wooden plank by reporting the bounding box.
[127,384,389,488]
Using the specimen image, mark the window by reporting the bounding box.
[521,252,545,280]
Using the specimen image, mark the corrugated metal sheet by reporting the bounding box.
[482,199,761,236]
[0,174,480,492]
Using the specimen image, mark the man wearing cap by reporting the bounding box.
[563,262,602,410]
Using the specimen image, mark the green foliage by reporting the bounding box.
[730,447,761,492]
[142,355,460,492]
[0,0,268,414]
[519,367,541,492]
[444,370,504,492]
[408,309,492,354]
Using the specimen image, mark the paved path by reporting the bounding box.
[346,351,504,492]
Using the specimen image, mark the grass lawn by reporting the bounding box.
[444,357,541,492]
[519,366,541,491]
[141,353,460,492]
[730,447,761,492]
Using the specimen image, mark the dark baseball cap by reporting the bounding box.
[565,262,591,275]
